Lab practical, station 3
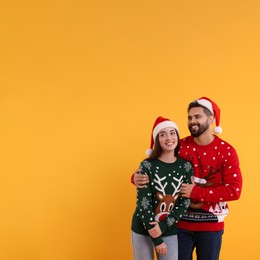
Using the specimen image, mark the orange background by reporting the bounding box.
[0,1,259,259]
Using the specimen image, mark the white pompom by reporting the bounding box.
[213,126,222,134]
[146,149,153,157]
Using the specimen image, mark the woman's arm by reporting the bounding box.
[136,161,164,246]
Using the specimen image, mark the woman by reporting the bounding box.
[131,116,193,260]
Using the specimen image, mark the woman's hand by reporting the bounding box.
[148,222,162,238]
[155,242,167,255]
[180,176,195,198]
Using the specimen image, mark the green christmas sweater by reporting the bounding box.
[131,158,193,246]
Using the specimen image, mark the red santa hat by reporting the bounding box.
[196,96,222,134]
[146,116,179,156]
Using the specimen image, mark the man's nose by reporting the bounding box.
[190,117,196,124]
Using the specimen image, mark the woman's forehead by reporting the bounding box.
[159,127,176,133]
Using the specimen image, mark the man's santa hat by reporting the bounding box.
[146,116,179,156]
[196,96,222,134]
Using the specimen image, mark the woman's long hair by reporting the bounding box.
[146,130,180,161]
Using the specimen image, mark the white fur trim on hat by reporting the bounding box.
[153,121,179,140]
[197,99,214,115]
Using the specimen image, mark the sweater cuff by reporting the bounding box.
[158,222,167,234]
[152,237,164,246]
[190,185,199,200]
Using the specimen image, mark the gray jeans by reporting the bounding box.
[131,231,178,260]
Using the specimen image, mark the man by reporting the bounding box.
[132,97,243,260]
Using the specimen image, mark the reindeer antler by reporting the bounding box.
[171,176,183,196]
[154,174,167,195]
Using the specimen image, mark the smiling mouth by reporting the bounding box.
[165,142,174,146]
[190,125,199,131]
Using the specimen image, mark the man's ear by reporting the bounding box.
[209,115,215,125]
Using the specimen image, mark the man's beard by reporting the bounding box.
[189,122,209,137]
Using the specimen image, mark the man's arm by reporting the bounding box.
[135,163,164,247]
[181,148,242,202]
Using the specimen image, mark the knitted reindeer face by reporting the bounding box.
[155,193,179,222]
[153,174,183,222]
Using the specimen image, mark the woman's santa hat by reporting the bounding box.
[146,116,179,156]
[196,96,222,134]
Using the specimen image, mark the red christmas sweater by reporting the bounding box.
[177,135,243,231]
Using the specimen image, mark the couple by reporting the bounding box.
[131,97,243,260]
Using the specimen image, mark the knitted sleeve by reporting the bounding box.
[136,161,164,246]
[190,146,242,202]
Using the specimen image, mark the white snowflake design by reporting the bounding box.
[140,197,150,209]
[184,162,192,172]
[166,217,175,226]
[183,199,191,207]
[142,160,152,171]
